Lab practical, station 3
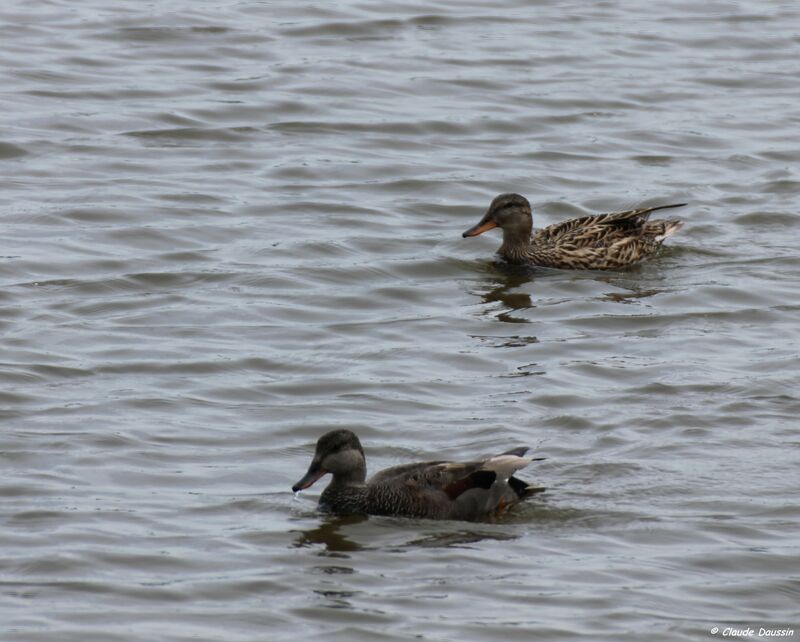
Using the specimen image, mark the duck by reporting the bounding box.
[462,193,686,270]
[292,429,545,521]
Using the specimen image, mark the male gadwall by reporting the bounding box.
[292,429,545,521]
[463,193,686,270]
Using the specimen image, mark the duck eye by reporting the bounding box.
[496,201,514,214]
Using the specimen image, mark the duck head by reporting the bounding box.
[462,193,533,244]
[292,429,367,492]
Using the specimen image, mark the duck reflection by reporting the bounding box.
[468,263,538,327]
[406,527,520,548]
[292,514,367,554]
[600,287,662,304]
[291,514,528,553]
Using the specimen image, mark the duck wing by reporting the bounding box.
[445,453,543,520]
[368,461,448,485]
[365,450,544,520]
[526,203,686,269]
[533,203,686,247]
[402,452,537,501]
[367,445,531,486]
[365,460,490,519]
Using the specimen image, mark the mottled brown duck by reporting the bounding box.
[292,429,545,521]
[462,193,686,270]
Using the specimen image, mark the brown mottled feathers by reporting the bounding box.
[528,204,685,269]
[533,204,683,243]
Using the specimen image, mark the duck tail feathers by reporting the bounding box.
[508,476,546,498]
[654,219,683,241]
[645,202,687,214]
[483,454,533,481]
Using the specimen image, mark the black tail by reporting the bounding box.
[508,476,546,498]
[642,202,687,215]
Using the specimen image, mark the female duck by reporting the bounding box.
[292,429,544,521]
[463,193,686,270]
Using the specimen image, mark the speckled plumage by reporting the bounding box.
[292,429,545,521]
[463,193,686,270]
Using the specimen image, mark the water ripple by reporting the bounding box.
[1,0,799,640]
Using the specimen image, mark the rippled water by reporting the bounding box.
[2,1,799,640]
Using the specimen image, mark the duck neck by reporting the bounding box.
[330,460,367,488]
[500,228,533,263]
[497,208,534,263]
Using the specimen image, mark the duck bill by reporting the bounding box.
[292,461,327,492]
[462,218,498,238]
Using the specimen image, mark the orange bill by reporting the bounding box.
[462,219,498,238]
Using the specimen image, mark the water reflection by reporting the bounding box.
[500,361,546,378]
[472,334,539,348]
[474,266,537,324]
[292,514,367,554]
[291,514,526,553]
[405,528,520,548]
[600,288,662,304]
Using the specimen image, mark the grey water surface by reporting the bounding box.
[1,1,799,641]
